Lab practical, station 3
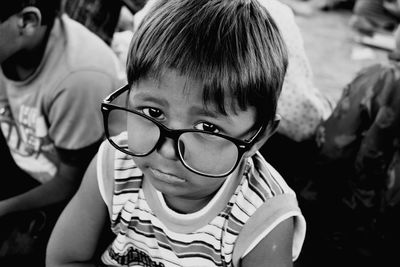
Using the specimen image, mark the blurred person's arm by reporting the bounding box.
[316,64,386,162]
[0,70,117,217]
[0,141,100,217]
[46,154,110,267]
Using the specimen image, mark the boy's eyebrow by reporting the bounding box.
[189,106,226,119]
[132,93,169,107]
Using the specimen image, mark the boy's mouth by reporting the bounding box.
[150,168,186,183]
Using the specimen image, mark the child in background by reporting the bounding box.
[46,0,306,266]
[0,0,123,265]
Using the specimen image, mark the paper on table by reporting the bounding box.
[354,32,395,51]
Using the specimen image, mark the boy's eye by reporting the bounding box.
[194,122,220,134]
[142,107,165,120]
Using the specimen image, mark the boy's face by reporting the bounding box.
[128,69,257,211]
[0,15,21,64]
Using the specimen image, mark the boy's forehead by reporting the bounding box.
[132,78,246,120]
[139,70,243,110]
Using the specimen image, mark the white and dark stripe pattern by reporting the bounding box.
[98,137,306,267]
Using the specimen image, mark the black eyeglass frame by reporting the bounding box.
[101,84,265,178]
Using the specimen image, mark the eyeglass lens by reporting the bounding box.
[107,109,239,176]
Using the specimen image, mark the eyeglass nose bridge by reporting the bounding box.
[153,123,186,158]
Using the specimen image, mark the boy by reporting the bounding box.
[0,0,123,264]
[47,0,306,266]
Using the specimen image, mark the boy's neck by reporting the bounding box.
[1,26,50,81]
[164,192,215,214]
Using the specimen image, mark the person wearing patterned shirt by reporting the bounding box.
[47,0,306,266]
[308,24,400,267]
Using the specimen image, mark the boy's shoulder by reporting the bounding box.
[36,15,124,98]
[57,14,123,78]
[232,153,305,265]
[245,152,296,200]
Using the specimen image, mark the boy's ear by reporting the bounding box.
[17,7,42,35]
[243,114,281,158]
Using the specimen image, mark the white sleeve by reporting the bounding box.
[96,140,115,218]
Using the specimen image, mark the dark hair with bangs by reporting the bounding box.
[126,0,288,127]
[0,0,61,25]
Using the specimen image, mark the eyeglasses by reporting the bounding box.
[101,84,264,178]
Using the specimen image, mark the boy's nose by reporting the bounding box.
[156,136,180,160]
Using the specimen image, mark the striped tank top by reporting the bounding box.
[97,139,306,267]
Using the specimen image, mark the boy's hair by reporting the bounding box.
[126,0,288,127]
[0,0,61,25]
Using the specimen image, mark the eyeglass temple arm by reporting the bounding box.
[244,124,266,144]
[103,84,130,104]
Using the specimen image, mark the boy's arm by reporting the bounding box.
[46,154,110,267]
[240,218,294,267]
